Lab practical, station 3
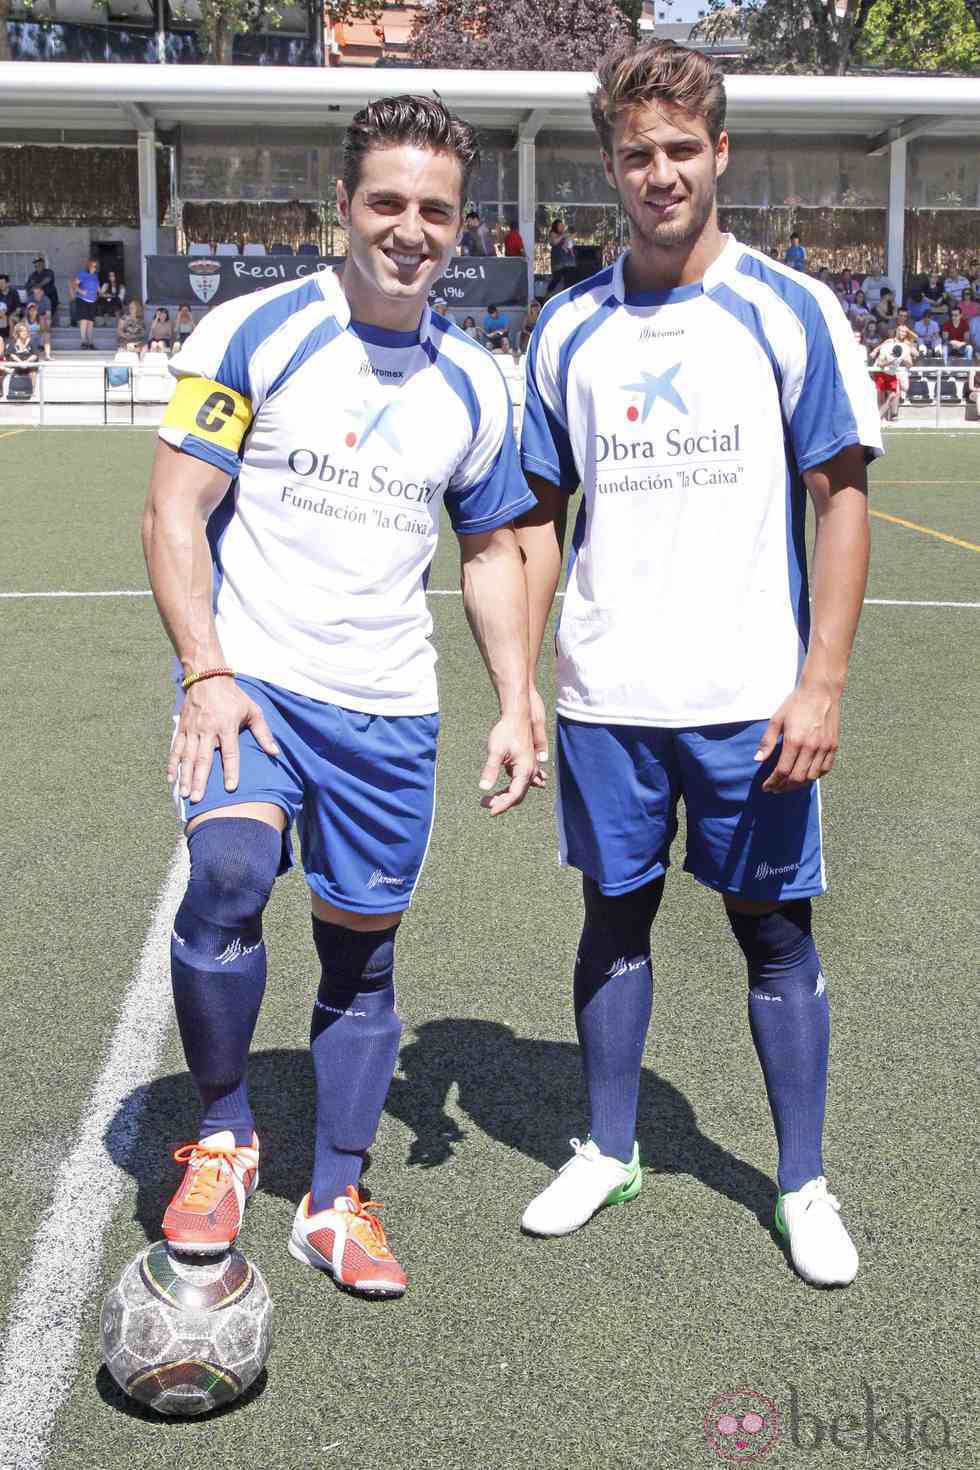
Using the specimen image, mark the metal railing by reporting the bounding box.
[0,357,175,425]
[867,363,977,428]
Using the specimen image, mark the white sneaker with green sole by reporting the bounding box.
[521,1137,641,1237]
[775,1176,859,1287]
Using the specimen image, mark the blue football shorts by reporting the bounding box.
[172,674,439,915]
[556,716,825,902]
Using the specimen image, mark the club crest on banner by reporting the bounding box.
[188,258,222,303]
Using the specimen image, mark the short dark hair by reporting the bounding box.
[591,39,727,152]
[466,210,480,222]
[342,94,479,205]
[487,302,498,312]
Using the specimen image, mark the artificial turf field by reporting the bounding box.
[0,427,977,1470]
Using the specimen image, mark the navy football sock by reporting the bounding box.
[728,901,829,1193]
[171,818,280,1147]
[573,875,663,1164]
[309,916,402,1212]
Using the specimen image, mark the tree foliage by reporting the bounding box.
[859,0,980,71]
[693,0,979,73]
[409,0,630,70]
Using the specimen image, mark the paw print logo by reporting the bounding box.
[704,1389,780,1462]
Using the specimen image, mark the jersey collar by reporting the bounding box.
[613,234,739,305]
[317,264,433,346]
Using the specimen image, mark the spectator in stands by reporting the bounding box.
[871,335,913,421]
[968,311,980,356]
[0,274,22,342]
[147,306,174,355]
[73,257,101,350]
[923,272,946,307]
[461,211,495,256]
[850,327,869,364]
[841,269,862,301]
[519,299,541,355]
[117,298,148,358]
[783,233,806,270]
[460,315,483,343]
[941,305,974,363]
[29,282,53,319]
[548,218,577,292]
[873,288,897,334]
[25,256,58,318]
[503,220,525,258]
[861,269,894,307]
[482,303,510,352]
[174,304,195,350]
[24,302,52,360]
[847,289,871,328]
[98,271,126,321]
[861,318,881,354]
[6,320,39,397]
[943,264,970,304]
[958,286,978,323]
[905,288,928,323]
[914,309,942,356]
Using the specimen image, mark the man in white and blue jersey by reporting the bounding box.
[516,42,881,1287]
[143,96,537,1296]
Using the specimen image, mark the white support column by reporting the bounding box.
[517,133,536,301]
[517,110,548,302]
[137,127,159,301]
[886,138,907,297]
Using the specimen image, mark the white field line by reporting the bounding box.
[0,840,188,1470]
[1,589,979,609]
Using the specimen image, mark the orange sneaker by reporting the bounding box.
[288,1186,407,1297]
[162,1130,259,1255]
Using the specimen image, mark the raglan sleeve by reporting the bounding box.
[787,288,883,471]
[519,314,578,493]
[443,361,537,535]
[159,300,258,479]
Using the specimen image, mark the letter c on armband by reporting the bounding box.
[162,376,253,454]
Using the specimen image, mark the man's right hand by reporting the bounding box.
[168,677,280,803]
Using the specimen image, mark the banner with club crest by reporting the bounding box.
[147,256,529,310]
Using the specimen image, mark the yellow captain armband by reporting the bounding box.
[162,376,253,454]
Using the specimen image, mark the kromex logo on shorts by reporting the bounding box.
[368,870,406,889]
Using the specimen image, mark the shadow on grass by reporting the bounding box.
[106,1024,775,1238]
[94,1364,268,1422]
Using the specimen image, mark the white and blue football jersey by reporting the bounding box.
[160,268,535,715]
[521,237,883,728]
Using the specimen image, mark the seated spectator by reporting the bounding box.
[861,318,881,353]
[0,274,22,342]
[482,304,510,352]
[968,311,980,356]
[461,211,495,257]
[871,335,913,420]
[502,220,525,258]
[174,304,195,349]
[914,309,942,355]
[958,287,978,322]
[941,306,974,363]
[873,288,897,333]
[923,273,946,306]
[847,289,871,327]
[117,299,148,358]
[905,289,928,322]
[861,270,894,307]
[943,265,970,304]
[784,233,806,270]
[841,269,862,301]
[147,306,174,355]
[519,299,542,355]
[73,257,101,349]
[28,283,53,320]
[548,218,577,293]
[5,320,40,397]
[460,315,484,343]
[25,256,58,317]
[98,271,126,320]
[24,302,52,360]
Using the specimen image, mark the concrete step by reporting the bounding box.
[50,327,119,349]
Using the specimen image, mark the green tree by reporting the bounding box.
[692,0,878,73]
[859,0,980,70]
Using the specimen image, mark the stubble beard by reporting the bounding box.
[626,182,716,257]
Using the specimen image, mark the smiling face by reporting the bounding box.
[337,143,462,329]
[601,99,727,262]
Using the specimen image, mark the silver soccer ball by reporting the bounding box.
[100,1242,273,1416]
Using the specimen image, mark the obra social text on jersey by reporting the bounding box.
[285,448,442,505]
[595,423,742,465]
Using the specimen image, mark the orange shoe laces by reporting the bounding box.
[345,1186,392,1254]
[173,1140,239,1209]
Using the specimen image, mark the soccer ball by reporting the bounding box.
[100,1241,273,1417]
